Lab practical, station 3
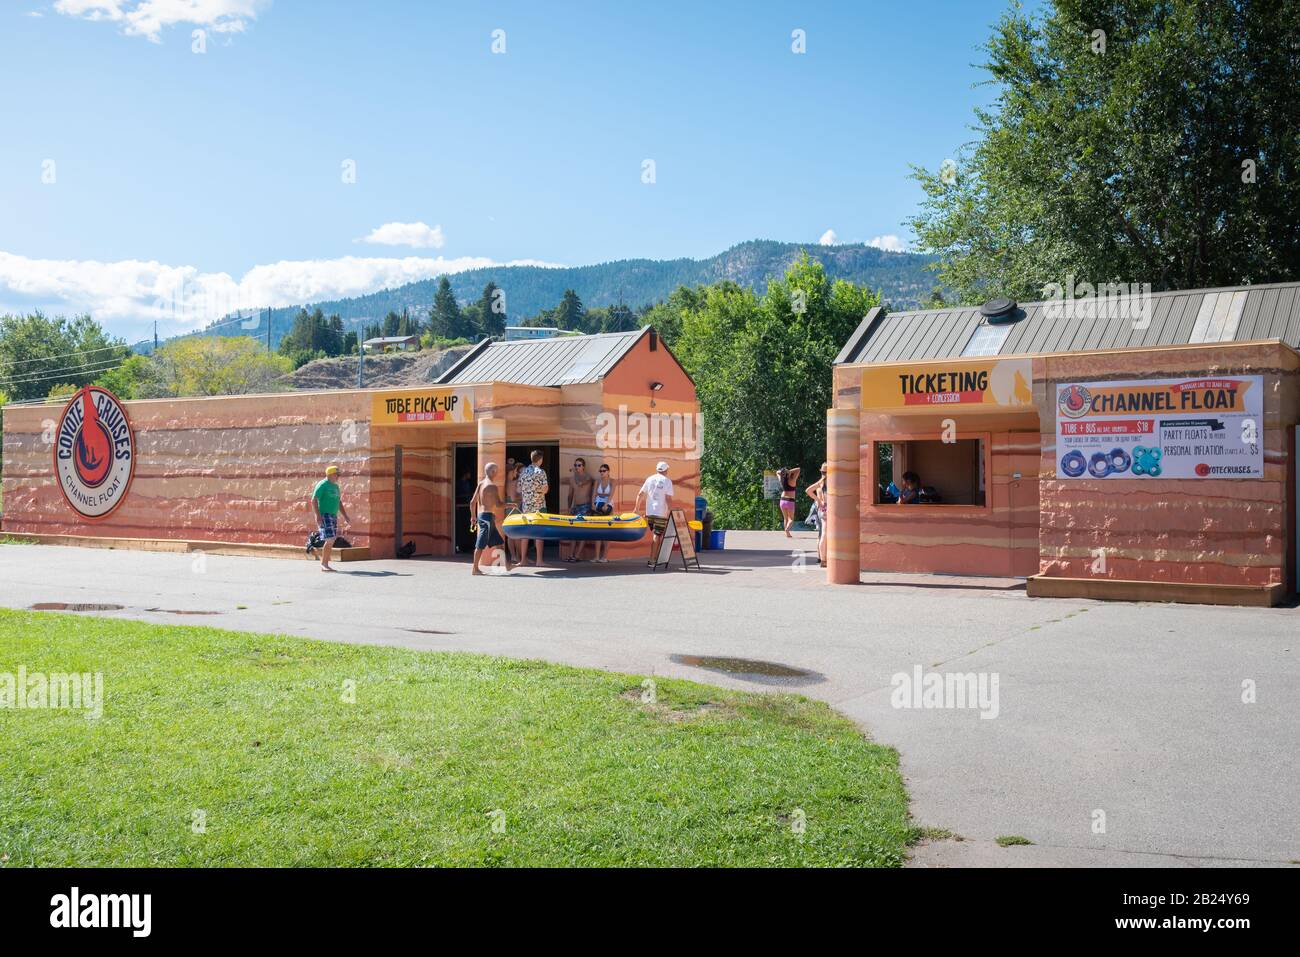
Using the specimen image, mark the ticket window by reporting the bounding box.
[875,438,985,506]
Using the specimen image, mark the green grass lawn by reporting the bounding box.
[0,609,913,866]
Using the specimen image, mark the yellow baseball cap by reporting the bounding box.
[325,466,339,475]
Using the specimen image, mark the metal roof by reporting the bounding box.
[435,328,646,387]
[836,281,1300,366]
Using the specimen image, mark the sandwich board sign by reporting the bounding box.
[651,509,701,571]
[762,470,781,500]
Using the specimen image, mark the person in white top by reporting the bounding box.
[635,461,674,564]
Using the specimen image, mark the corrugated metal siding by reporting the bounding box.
[437,330,644,386]
[837,282,1300,365]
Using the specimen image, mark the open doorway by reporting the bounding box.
[453,445,477,553]
[452,441,561,554]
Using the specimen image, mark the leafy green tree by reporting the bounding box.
[93,354,152,399]
[520,310,557,328]
[601,302,637,333]
[141,337,292,397]
[672,254,880,529]
[0,312,129,402]
[639,286,704,346]
[0,388,7,488]
[911,0,1300,303]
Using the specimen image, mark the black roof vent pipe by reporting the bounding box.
[979,297,1019,323]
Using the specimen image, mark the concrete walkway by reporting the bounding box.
[1,533,1295,867]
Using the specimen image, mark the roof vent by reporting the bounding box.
[979,297,1019,323]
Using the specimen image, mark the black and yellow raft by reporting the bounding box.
[502,512,700,544]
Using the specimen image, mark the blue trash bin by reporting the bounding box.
[694,496,708,549]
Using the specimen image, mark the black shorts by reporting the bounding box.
[475,512,504,550]
[647,515,668,534]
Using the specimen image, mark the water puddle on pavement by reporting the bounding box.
[145,608,221,616]
[30,602,125,612]
[670,654,824,686]
[404,628,455,635]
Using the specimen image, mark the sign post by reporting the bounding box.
[650,509,701,571]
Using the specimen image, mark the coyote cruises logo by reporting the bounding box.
[54,386,135,520]
[1057,384,1093,419]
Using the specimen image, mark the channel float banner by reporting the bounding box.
[371,388,474,425]
[1055,376,1263,479]
[861,358,1034,413]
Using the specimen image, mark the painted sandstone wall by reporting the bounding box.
[597,333,701,557]
[1036,342,1298,589]
[0,335,702,567]
[831,364,1041,577]
[1,390,373,546]
[856,410,1041,577]
[836,341,1298,590]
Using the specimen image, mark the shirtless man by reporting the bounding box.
[470,462,512,575]
[564,457,595,562]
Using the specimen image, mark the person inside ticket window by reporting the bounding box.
[897,470,921,505]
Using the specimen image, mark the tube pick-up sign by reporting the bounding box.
[371,388,475,425]
[1055,376,1263,479]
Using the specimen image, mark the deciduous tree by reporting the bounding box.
[910,0,1300,302]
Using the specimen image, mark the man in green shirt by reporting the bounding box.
[311,465,351,571]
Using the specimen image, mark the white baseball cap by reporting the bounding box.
[656,461,669,473]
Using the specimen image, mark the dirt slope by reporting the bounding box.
[287,345,476,391]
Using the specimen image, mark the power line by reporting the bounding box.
[1,343,127,367]
[0,310,268,373]
[1,357,125,387]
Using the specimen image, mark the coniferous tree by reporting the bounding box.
[429,276,469,339]
[553,289,584,331]
[477,282,506,338]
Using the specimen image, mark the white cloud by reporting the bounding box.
[358,222,445,250]
[53,0,267,43]
[0,251,565,331]
[818,229,838,246]
[866,234,907,253]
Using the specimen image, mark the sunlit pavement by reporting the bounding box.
[2,533,1296,868]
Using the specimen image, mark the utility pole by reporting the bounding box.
[357,343,365,389]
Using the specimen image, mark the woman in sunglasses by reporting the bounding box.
[804,462,829,568]
[592,463,614,563]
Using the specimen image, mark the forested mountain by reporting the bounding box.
[184,240,936,349]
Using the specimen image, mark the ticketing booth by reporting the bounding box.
[828,284,1300,606]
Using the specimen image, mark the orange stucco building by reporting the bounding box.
[828,283,1300,606]
[1,327,700,560]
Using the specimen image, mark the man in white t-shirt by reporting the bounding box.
[635,461,674,564]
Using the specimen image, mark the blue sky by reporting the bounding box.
[0,0,1035,338]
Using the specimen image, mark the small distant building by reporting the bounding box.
[505,326,568,342]
[363,336,420,353]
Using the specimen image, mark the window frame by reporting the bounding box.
[864,432,994,516]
